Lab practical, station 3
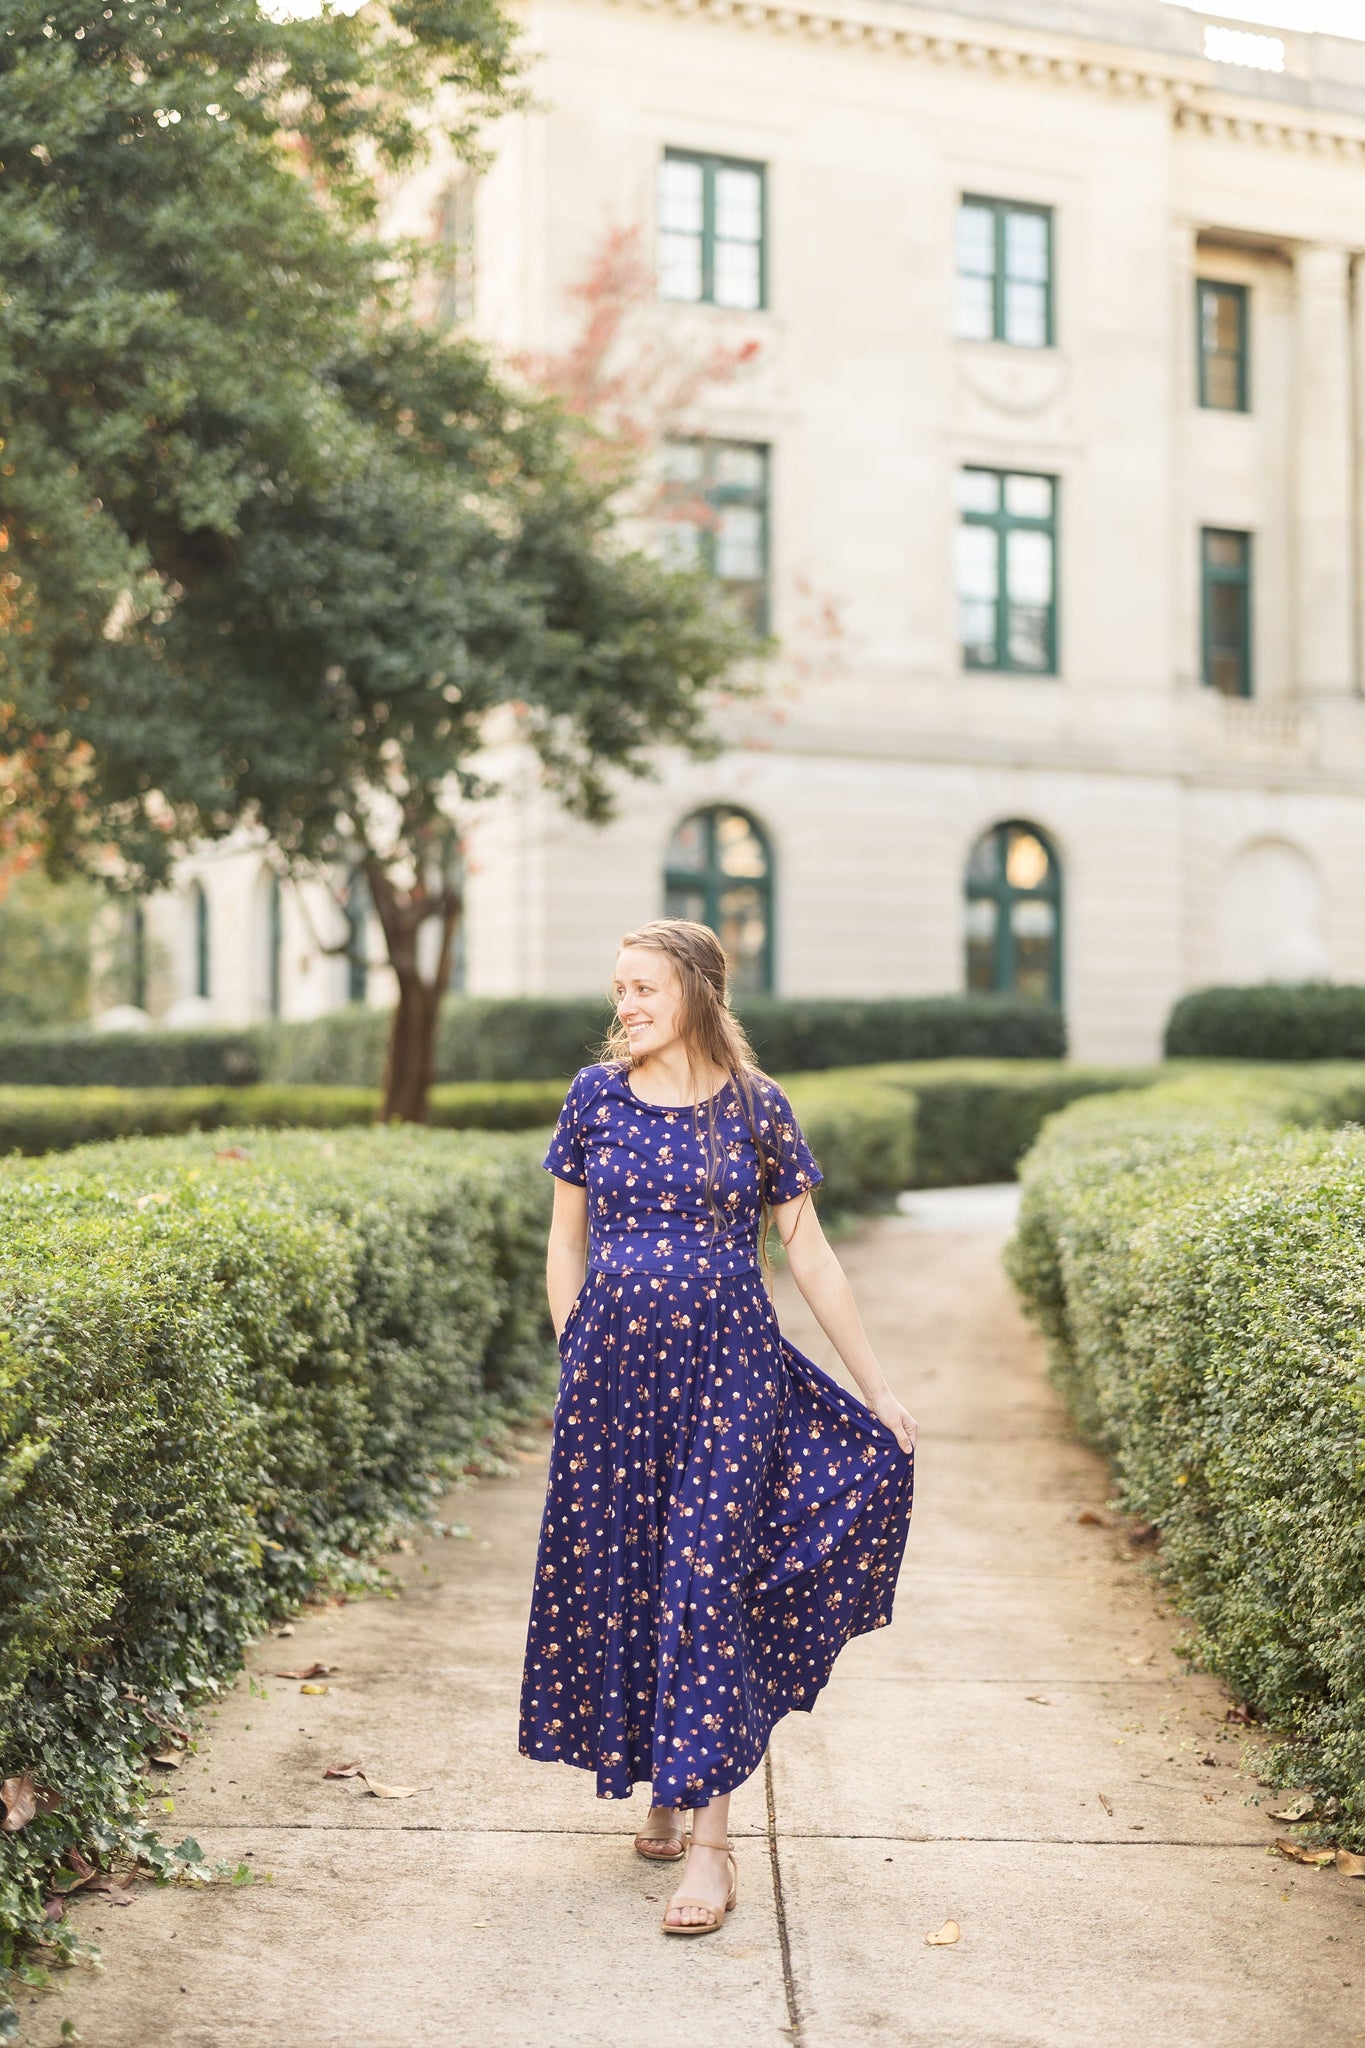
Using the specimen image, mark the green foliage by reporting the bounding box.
[0,994,1066,1091]
[0,873,96,1029]
[1006,1064,1365,1840]
[0,1080,568,1155]
[0,1124,552,1969]
[1165,983,1365,1061]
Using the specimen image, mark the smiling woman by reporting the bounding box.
[519,917,917,1937]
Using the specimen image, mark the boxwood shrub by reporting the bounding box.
[0,1126,553,1977]
[1006,1064,1365,1843]
[1164,982,1365,1061]
[0,993,1065,1091]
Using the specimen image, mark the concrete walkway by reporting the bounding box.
[27,1199,1365,2048]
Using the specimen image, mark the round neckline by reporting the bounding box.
[622,1068,734,1114]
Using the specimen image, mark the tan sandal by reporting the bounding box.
[634,1812,688,1862]
[660,1841,737,1936]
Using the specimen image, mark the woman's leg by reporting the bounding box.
[662,1791,733,1928]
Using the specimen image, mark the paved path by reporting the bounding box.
[27,1198,1365,2048]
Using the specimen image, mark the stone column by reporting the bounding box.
[1293,242,1355,696]
[1172,220,1200,691]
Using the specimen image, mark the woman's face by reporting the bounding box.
[613,946,684,1061]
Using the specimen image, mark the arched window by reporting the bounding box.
[664,805,773,994]
[189,881,210,999]
[965,821,1061,1002]
[345,869,369,1005]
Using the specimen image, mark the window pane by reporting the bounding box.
[659,231,703,301]
[715,505,762,581]
[1206,531,1247,573]
[718,884,768,994]
[659,157,704,233]
[1005,830,1051,891]
[1006,527,1053,605]
[955,274,995,341]
[956,525,999,602]
[714,166,761,243]
[1204,354,1242,410]
[966,905,999,992]
[716,809,767,878]
[1004,211,1048,283]
[1012,897,1056,1000]
[966,831,1001,887]
[714,240,761,310]
[663,440,705,486]
[956,468,1001,516]
[665,884,709,925]
[1004,474,1052,520]
[1003,279,1048,347]
[713,445,764,492]
[957,204,995,277]
[666,815,708,872]
[658,520,705,570]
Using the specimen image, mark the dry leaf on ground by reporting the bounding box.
[1098,1793,1113,1817]
[323,1763,365,1779]
[1335,1849,1365,1878]
[1024,1694,1051,1706]
[1075,1509,1108,1526]
[1274,1838,1336,1866]
[1,1775,38,1833]
[925,1920,960,1946]
[148,1751,183,1770]
[274,1664,337,1681]
[1269,1795,1315,1823]
[299,1683,330,1696]
[363,1779,419,1799]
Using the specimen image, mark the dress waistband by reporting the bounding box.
[587,1259,762,1281]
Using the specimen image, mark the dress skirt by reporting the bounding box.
[518,1264,915,1807]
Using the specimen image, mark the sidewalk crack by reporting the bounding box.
[764,1749,803,2045]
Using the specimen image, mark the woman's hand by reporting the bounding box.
[869,1386,917,1456]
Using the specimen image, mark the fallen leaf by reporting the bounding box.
[275,1624,296,1638]
[1025,1694,1052,1706]
[925,1920,960,1946]
[1199,1753,1218,1768]
[1076,1509,1107,1526]
[1124,1654,1154,1667]
[1,1776,38,1833]
[1225,1704,1256,1725]
[1274,1838,1336,1866]
[274,1664,337,1681]
[1269,1795,1316,1823]
[1098,1793,1113,1817]
[471,1919,487,1928]
[148,1751,183,1770]
[42,1898,64,1924]
[362,1779,419,1800]
[299,1683,329,1696]
[1335,1849,1365,1878]
[323,1762,365,1779]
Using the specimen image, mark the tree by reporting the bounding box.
[0,0,755,1117]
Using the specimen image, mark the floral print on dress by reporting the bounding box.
[519,1061,914,1808]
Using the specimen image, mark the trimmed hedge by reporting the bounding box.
[1165,982,1365,1062]
[0,1126,553,1973]
[0,1081,569,1158]
[0,992,1065,1091]
[1006,1064,1365,1842]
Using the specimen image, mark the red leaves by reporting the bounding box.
[322,1761,364,1779]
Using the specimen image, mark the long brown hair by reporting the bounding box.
[601,918,785,1276]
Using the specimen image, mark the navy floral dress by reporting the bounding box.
[518,1061,915,1809]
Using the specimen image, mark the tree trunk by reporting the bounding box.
[381,970,441,1123]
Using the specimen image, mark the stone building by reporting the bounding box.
[121,0,1365,1061]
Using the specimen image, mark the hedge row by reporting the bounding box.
[0,1062,1149,1179]
[0,992,1065,1090]
[0,1127,554,1974]
[1006,1064,1365,1842]
[1165,982,1365,1062]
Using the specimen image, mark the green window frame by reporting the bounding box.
[659,439,770,633]
[267,872,283,1019]
[956,196,1053,348]
[1196,280,1248,412]
[664,806,774,995]
[965,821,1062,1004]
[658,150,766,311]
[190,880,210,999]
[345,869,369,1005]
[1201,528,1253,698]
[956,468,1058,676]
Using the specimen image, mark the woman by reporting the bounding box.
[519,919,916,1935]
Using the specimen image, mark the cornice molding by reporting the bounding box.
[605,0,1365,158]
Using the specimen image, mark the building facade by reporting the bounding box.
[121,0,1365,1061]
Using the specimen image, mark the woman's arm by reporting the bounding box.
[772,1193,917,1455]
[547,1178,590,1337]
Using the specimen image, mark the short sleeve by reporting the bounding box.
[757,1082,824,1205]
[543,1069,590,1186]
